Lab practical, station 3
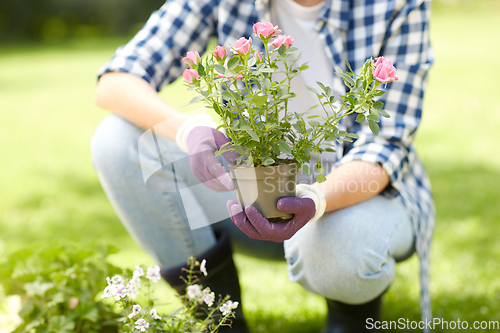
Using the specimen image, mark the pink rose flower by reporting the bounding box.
[254,50,263,63]
[231,37,252,56]
[253,22,281,39]
[270,35,296,49]
[213,46,228,62]
[372,57,398,83]
[183,68,199,83]
[182,51,201,68]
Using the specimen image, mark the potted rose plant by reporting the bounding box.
[182,22,397,221]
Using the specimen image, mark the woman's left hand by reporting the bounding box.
[226,197,316,243]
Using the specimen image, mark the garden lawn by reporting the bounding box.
[1,1,500,332]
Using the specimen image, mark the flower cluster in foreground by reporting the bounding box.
[101,258,238,333]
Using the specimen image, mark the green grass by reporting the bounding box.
[1,0,500,331]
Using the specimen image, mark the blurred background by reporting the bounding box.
[0,0,499,332]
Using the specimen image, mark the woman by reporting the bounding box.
[92,0,435,331]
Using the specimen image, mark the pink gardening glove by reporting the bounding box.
[226,197,316,242]
[186,126,240,192]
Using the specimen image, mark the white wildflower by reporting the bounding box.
[112,284,129,301]
[127,282,139,299]
[201,288,215,307]
[134,318,149,332]
[186,284,202,300]
[101,285,113,298]
[200,259,208,276]
[128,304,142,318]
[111,275,124,285]
[146,265,161,283]
[220,300,239,316]
[133,266,144,278]
[150,308,162,320]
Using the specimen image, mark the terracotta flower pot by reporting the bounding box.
[229,163,298,222]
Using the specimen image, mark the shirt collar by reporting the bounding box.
[255,0,350,31]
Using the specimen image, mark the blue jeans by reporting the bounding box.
[91,114,415,304]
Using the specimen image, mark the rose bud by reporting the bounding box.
[182,51,201,68]
[231,37,252,57]
[372,56,399,83]
[213,46,228,63]
[183,68,200,83]
[270,35,296,49]
[253,22,281,39]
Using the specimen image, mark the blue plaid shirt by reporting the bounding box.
[98,0,435,328]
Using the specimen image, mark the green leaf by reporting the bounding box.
[340,73,355,86]
[292,123,303,133]
[197,62,206,77]
[305,85,320,95]
[247,57,257,68]
[373,101,384,109]
[259,67,275,73]
[214,64,225,74]
[228,90,242,101]
[346,133,359,139]
[324,148,336,152]
[307,114,320,118]
[188,95,203,105]
[251,95,267,107]
[369,120,380,135]
[227,56,239,70]
[246,141,258,149]
[277,141,292,154]
[278,92,293,100]
[302,164,311,176]
[278,44,286,55]
[221,91,234,101]
[48,315,76,332]
[82,308,100,322]
[316,174,327,183]
[244,128,260,142]
[24,281,54,296]
[344,59,353,73]
[356,113,366,123]
[272,143,281,155]
[367,114,380,122]
[310,120,320,127]
[379,108,391,118]
[374,89,385,96]
[299,64,309,71]
[263,157,275,165]
[316,81,326,92]
[235,145,248,155]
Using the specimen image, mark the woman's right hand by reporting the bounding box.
[186,126,240,192]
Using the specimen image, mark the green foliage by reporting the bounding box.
[0,0,165,41]
[0,241,126,333]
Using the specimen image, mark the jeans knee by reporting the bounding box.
[291,238,395,305]
[327,248,395,304]
[91,115,140,176]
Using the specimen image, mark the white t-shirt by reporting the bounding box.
[271,0,343,119]
[271,0,343,167]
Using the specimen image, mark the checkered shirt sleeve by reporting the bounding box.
[338,0,434,195]
[97,0,218,92]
